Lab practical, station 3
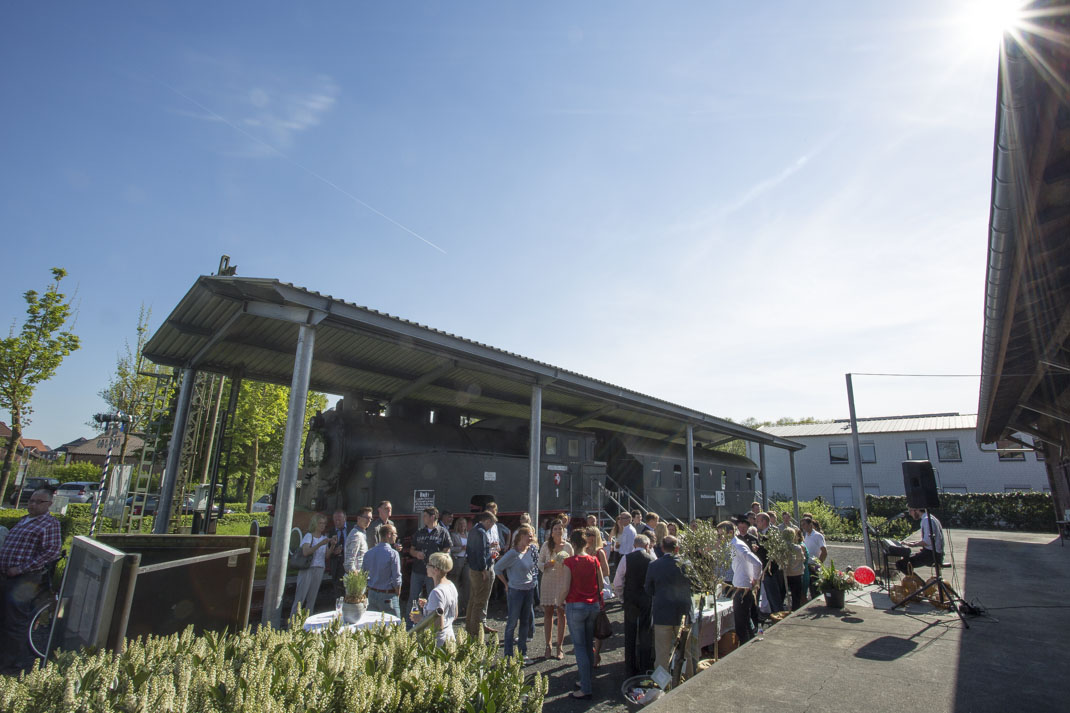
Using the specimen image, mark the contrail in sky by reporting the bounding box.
[156,76,446,254]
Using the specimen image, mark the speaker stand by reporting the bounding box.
[889,512,969,628]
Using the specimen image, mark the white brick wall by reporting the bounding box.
[747,427,1049,506]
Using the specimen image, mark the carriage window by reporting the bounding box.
[673,465,683,489]
[568,439,579,458]
[545,436,557,455]
[721,470,727,490]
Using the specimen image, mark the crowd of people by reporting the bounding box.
[0,484,942,690]
[291,497,840,698]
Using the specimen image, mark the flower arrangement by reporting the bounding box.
[342,570,368,603]
[816,559,861,592]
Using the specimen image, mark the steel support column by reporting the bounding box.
[263,324,317,627]
[759,443,767,511]
[528,384,542,522]
[686,425,696,522]
[154,368,196,534]
[846,373,873,567]
[789,450,800,524]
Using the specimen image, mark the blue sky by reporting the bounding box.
[1,1,1011,449]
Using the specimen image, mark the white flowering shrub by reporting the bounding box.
[0,619,547,713]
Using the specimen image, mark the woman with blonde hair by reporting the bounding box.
[653,521,670,558]
[538,519,573,659]
[410,552,458,646]
[493,524,539,660]
[583,525,611,666]
[783,527,807,610]
[290,513,335,619]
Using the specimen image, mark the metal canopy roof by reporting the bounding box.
[143,276,803,452]
[978,6,1070,448]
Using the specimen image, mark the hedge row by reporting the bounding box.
[866,492,1056,532]
[0,620,546,713]
[0,506,269,543]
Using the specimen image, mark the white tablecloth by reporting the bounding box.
[303,609,401,633]
[696,597,735,648]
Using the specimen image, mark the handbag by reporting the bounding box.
[291,537,312,570]
[593,609,613,639]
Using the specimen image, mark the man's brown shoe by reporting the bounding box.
[483,625,500,634]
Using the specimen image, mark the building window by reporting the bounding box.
[567,438,579,458]
[860,443,876,464]
[936,440,961,462]
[833,485,854,508]
[673,464,683,489]
[864,484,880,496]
[545,436,557,456]
[905,440,929,461]
[829,444,849,464]
[996,439,1025,461]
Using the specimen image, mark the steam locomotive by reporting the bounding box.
[297,399,760,534]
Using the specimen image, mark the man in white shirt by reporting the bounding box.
[730,516,763,644]
[896,508,945,575]
[344,506,372,573]
[800,517,827,563]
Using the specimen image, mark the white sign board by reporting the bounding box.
[484,471,496,482]
[716,491,725,506]
[413,489,435,511]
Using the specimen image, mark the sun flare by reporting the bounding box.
[957,0,1027,51]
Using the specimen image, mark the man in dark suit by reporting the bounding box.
[325,508,350,599]
[644,535,693,675]
[618,533,656,676]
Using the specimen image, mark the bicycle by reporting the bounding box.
[28,550,66,660]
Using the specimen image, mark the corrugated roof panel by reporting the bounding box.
[143,276,805,451]
[761,414,977,438]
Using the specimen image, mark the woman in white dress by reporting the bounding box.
[412,551,458,647]
[290,513,335,619]
[537,520,573,659]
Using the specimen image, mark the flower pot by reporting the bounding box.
[341,600,367,624]
[823,590,845,609]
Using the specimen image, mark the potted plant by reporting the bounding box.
[815,559,859,609]
[341,570,369,623]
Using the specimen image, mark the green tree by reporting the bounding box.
[0,268,80,499]
[229,382,327,510]
[95,304,171,476]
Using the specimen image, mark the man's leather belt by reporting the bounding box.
[368,586,396,593]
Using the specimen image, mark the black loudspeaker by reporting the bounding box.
[902,460,940,509]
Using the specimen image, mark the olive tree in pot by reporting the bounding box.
[342,570,369,623]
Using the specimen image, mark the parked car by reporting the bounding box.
[125,494,228,517]
[55,481,101,504]
[7,477,59,506]
[251,494,273,513]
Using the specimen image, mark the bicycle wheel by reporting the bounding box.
[29,600,56,659]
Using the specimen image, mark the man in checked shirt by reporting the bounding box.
[0,488,61,674]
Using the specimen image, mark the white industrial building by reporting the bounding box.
[746,413,1050,508]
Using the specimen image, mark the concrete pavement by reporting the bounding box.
[646,529,1070,713]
